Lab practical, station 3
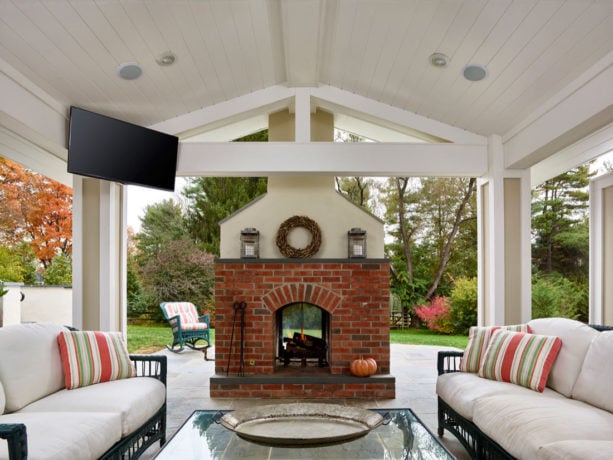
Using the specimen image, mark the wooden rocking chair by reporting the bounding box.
[160,302,211,359]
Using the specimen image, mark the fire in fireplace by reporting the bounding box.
[276,303,329,369]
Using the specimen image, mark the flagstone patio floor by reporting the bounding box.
[140,344,470,459]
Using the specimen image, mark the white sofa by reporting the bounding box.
[437,317,613,459]
[0,323,167,460]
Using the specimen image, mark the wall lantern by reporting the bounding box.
[348,228,367,259]
[240,228,260,258]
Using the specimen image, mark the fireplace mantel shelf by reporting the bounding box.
[211,373,396,385]
[216,258,389,264]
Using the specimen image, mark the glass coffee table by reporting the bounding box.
[154,408,455,459]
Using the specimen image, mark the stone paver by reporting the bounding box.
[140,344,470,459]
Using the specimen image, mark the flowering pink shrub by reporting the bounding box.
[414,296,453,334]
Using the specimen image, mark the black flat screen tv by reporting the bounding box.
[67,106,179,191]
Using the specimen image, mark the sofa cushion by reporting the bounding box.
[58,330,136,389]
[0,382,5,415]
[460,324,530,373]
[19,376,165,437]
[478,330,562,392]
[0,323,66,412]
[473,392,613,459]
[436,372,563,420]
[528,317,598,396]
[572,331,613,412]
[537,440,613,460]
[0,411,122,460]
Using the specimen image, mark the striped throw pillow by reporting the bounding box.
[58,331,135,390]
[460,324,531,373]
[478,330,562,392]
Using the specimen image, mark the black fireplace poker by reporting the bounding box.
[227,301,247,377]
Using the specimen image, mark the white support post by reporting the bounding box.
[72,177,126,333]
[478,135,531,326]
[294,88,311,142]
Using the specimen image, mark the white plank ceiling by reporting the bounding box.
[1,0,612,137]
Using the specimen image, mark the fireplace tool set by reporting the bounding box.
[226,301,247,376]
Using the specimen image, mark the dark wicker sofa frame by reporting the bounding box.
[437,324,613,460]
[0,355,167,460]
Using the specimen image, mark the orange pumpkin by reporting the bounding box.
[366,357,378,375]
[350,357,377,377]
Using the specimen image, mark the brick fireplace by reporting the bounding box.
[211,259,395,399]
[209,172,395,399]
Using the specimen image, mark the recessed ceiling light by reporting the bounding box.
[156,51,176,66]
[429,53,449,68]
[463,64,487,82]
[117,62,142,80]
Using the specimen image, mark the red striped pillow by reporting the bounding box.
[57,331,135,390]
[460,324,531,373]
[478,330,562,392]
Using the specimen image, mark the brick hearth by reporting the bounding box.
[212,259,395,399]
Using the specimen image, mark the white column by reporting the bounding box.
[590,171,613,325]
[294,88,311,143]
[478,135,531,325]
[72,177,127,333]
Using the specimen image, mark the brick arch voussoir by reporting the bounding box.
[262,283,342,314]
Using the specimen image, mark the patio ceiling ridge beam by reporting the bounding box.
[176,141,487,177]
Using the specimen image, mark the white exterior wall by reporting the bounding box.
[220,176,384,259]
[0,284,72,327]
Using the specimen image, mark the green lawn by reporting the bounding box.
[390,329,468,349]
[127,324,465,354]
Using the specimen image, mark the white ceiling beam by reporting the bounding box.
[531,123,613,186]
[0,125,70,186]
[311,85,486,145]
[176,141,487,177]
[149,85,295,138]
[0,58,68,157]
[504,52,613,169]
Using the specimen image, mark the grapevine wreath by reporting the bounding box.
[275,215,322,258]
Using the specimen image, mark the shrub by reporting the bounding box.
[449,277,478,334]
[414,296,454,334]
[532,273,588,322]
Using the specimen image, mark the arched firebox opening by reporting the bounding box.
[275,302,330,372]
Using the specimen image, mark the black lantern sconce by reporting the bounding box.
[240,228,260,258]
[348,227,367,259]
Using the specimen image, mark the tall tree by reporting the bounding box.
[532,164,593,277]
[135,199,187,265]
[183,177,267,255]
[382,176,477,306]
[335,177,375,211]
[0,158,72,268]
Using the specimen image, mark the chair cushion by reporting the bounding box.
[0,323,66,412]
[0,411,122,460]
[19,376,166,437]
[528,317,598,396]
[572,331,613,412]
[162,302,205,327]
[57,331,135,389]
[473,393,613,459]
[460,324,530,373]
[478,330,561,392]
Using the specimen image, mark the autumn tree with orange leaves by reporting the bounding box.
[0,158,72,269]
